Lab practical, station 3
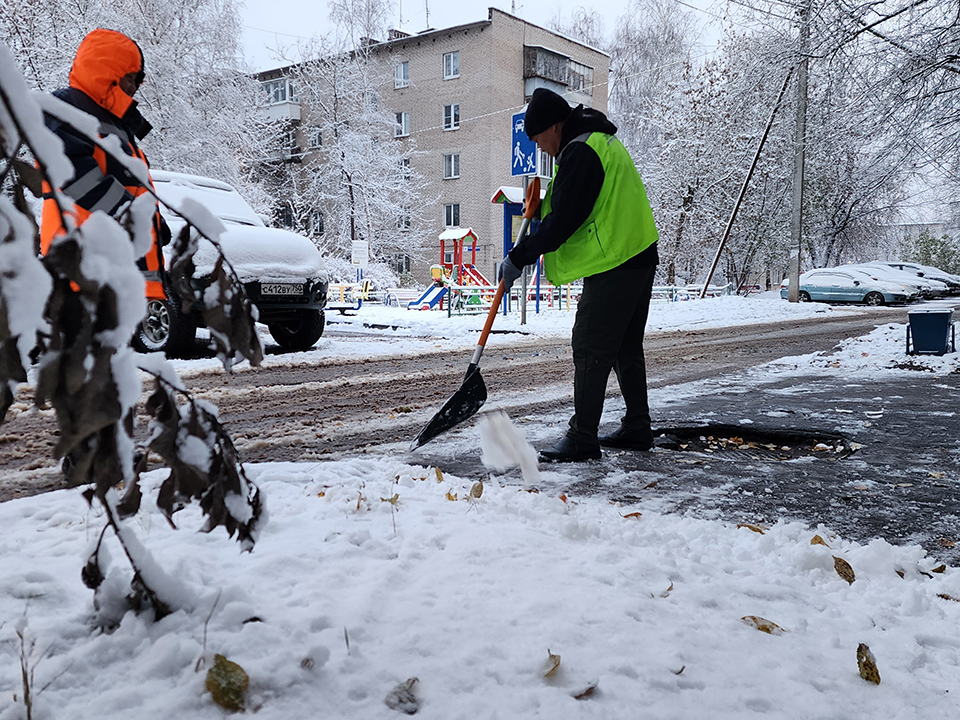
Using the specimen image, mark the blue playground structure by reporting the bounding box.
[407,284,448,310]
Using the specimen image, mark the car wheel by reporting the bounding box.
[268,309,325,350]
[863,292,885,306]
[798,291,811,302]
[131,298,196,358]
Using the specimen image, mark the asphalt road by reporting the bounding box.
[5,303,958,567]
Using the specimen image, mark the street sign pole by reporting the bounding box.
[511,110,538,325]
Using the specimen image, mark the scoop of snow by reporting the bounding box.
[478,411,540,484]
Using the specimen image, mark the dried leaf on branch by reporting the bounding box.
[145,375,263,551]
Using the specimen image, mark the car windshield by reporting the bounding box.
[152,171,264,228]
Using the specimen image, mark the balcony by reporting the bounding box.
[523,45,593,100]
[263,101,301,122]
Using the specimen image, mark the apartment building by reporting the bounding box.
[258,8,609,282]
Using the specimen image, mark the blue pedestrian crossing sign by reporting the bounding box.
[511,110,538,177]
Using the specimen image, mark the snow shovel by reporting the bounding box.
[410,177,541,450]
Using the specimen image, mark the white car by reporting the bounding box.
[870,261,960,295]
[136,171,329,355]
[847,263,947,298]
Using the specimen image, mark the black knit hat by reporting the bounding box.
[524,88,571,139]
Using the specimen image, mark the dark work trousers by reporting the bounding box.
[566,260,657,444]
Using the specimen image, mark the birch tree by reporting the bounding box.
[262,0,434,267]
[0,0,277,210]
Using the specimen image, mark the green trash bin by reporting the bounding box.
[907,308,955,356]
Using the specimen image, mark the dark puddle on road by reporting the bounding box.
[653,423,856,461]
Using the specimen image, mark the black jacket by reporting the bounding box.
[509,105,656,270]
[45,86,152,217]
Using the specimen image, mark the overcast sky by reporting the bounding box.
[239,0,724,70]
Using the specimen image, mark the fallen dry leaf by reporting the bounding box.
[738,523,766,534]
[445,490,458,502]
[544,650,561,677]
[206,654,249,712]
[937,538,956,548]
[559,493,567,503]
[573,681,598,700]
[834,557,856,584]
[741,616,786,635]
[385,677,419,715]
[434,467,443,483]
[660,582,674,598]
[381,494,399,505]
[937,593,959,602]
[931,564,947,574]
[621,511,643,519]
[811,534,830,547]
[857,644,881,685]
[470,480,483,499]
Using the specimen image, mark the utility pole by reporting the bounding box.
[788,0,811,302]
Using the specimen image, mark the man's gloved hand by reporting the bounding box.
[497,255,523,291]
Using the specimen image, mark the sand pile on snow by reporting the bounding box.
[478,411,540,483]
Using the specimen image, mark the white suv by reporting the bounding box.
[135,171,329,355]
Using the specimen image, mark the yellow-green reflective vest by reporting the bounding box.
[541,132,658,286]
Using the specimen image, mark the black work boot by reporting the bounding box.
[539,436,602,463]
[598,427,654,451]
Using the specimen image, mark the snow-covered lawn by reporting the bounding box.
[3,294,960,719]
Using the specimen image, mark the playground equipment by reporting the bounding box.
[327,278,371,314]
[407,228,495,312]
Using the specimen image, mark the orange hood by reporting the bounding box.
[68,29,143,119]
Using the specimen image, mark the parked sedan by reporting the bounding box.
[780,269,913,305]
[847,263,948,298]
[871,261,960,295]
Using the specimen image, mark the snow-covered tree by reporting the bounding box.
[260,1,434,267]
[0,0,278,210]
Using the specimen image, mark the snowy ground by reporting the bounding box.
[3,294,960,719]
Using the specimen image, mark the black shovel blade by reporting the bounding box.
[410,364,487,450]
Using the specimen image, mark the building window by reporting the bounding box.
[397,157,411,181]
[443,51,460,80]
[310,210,324,235]
[261,78,297,104]
[283,127,298,155]
[538,148,554,179]
[397,207,411,231]
[444,203,460,227]
[443,104,459,131]
[393,253,411,274]
[568,60,594,96]
[395,111,410,137]
[310,126,322,148]
[278,204,295,228]
[443,153,460,179]
[395,61,409,88]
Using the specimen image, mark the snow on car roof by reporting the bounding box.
[152,170,264,227]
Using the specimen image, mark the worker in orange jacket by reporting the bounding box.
[40,28,168,300]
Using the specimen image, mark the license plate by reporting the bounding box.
[261,283,303,296]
